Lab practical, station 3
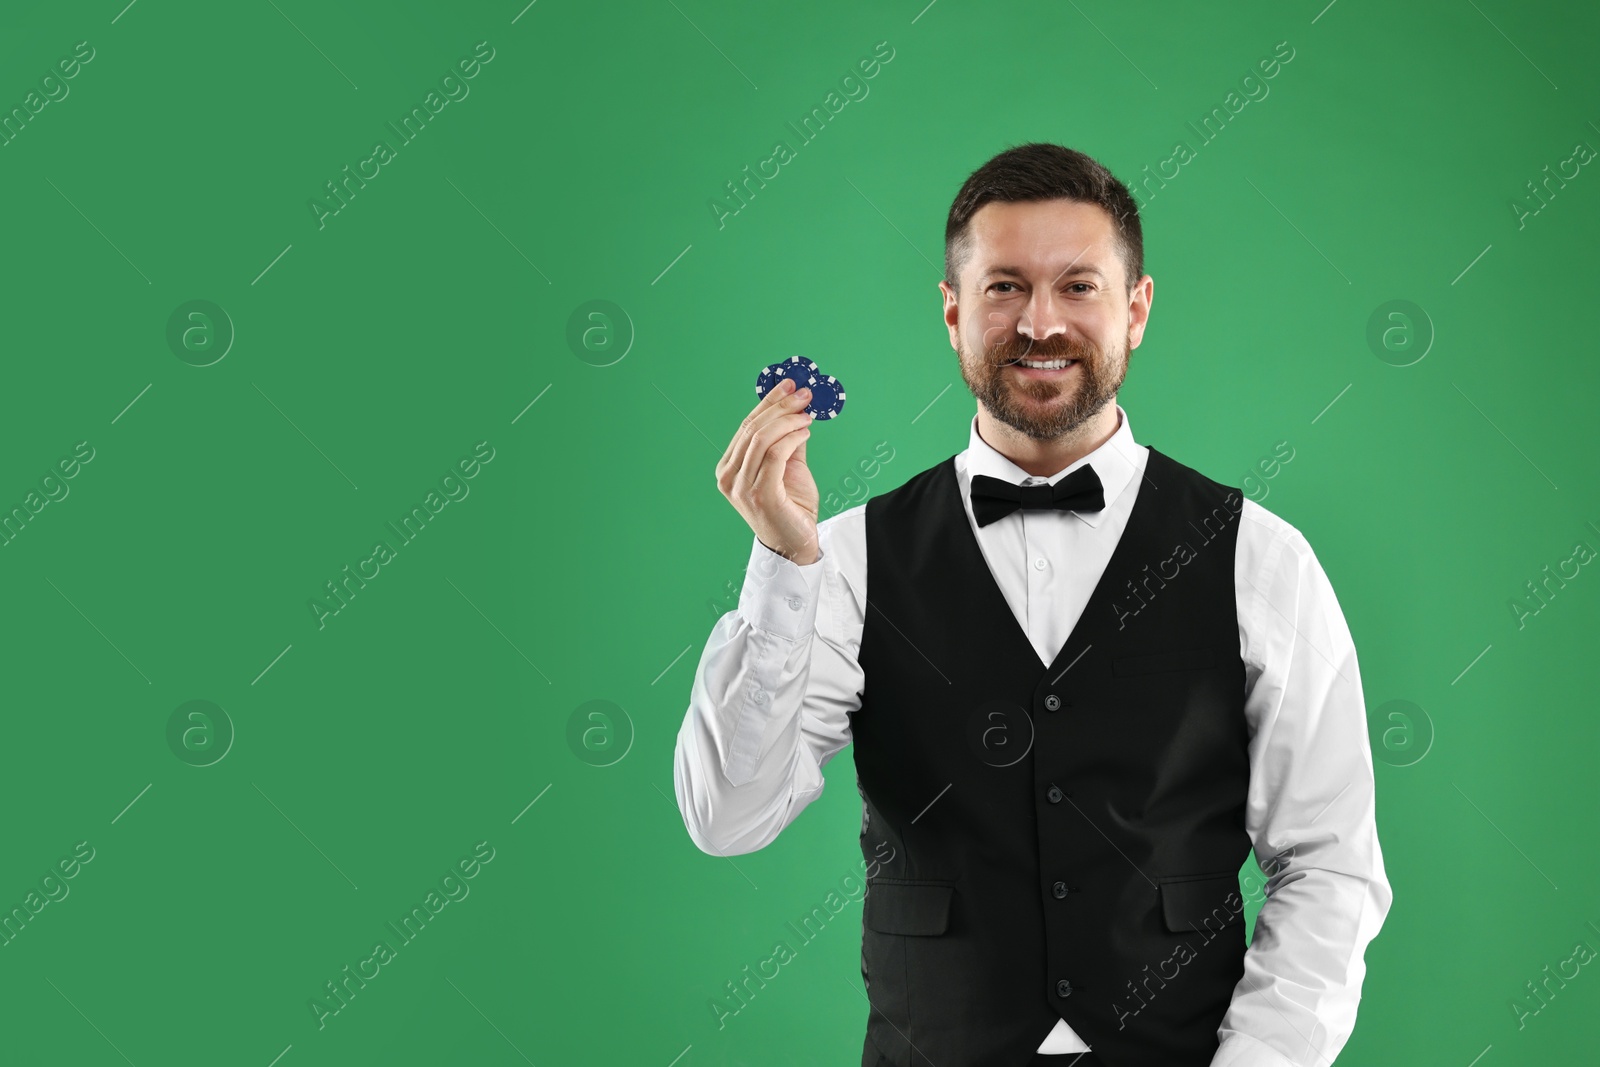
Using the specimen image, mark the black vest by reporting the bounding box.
[854,446,1251,1067]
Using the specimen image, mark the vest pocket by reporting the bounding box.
[1157,872,1245,933]
[1113,645,1224,676]
[863,879,955,936]
[861,881,954,1063]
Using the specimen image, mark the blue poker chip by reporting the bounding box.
[753,356,844,421]
[804,374,845,420]
[755,356,819,398]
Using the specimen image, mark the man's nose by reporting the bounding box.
[1016,292,1070,341]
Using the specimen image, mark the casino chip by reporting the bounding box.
[755,356,819,399]
[803,374,845,420]
[754,356,846,421]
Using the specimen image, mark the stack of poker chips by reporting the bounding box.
[754,356,846,420]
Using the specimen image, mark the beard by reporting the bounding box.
[957,328,1127,442]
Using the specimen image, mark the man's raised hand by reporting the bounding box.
[716,377,820,566]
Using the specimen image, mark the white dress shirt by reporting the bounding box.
[674,403,1391,1067]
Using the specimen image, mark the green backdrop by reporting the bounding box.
[2,1,1596,1064]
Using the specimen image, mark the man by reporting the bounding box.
[674,142,1391,1067]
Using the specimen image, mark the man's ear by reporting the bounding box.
[1126,274,1154,349]
[939,279,961,349]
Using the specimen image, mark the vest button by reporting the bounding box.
[1044,694,1061,711]
[1056,979,1073,997]
[1047,786,1063,803]
[1052,880,1069,898]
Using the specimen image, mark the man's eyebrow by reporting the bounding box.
[981,264,1106,281]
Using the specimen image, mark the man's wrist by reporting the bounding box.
[755,536,818,567]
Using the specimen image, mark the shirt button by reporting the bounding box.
[1033,557,1047,571]
[1052,881,1069,898]
[1044,694,1061,712]
[752,690,769,705]
[785,595,804,611]
[1047,786,1063,803]
[1056,979,1073,998]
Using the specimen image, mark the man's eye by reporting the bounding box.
[989,281,1092,294]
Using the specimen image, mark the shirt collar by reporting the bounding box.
[956,403,1143,528]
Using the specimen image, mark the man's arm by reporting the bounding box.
[1212,512,1394,1067]
[673,515,865,857]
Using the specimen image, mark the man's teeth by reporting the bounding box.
[1018,358,1077,369]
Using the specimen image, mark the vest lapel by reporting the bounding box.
[937,447,1168,677]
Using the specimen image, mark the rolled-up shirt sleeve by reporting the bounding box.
[1212,518,1394,1067]
[673,515,864,857]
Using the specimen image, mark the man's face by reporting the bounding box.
[939,198,1151,442]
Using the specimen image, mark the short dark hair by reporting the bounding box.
[944,142,1144,296]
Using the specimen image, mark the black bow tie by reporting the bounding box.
[969,465,1105,528]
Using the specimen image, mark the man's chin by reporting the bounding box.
[996,415,1070,442]
[1006,380,1073,405]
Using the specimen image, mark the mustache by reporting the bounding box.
[983,334,1099,367]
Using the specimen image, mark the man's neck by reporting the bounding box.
[976,402,1120,478]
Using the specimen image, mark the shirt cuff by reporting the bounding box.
[1209,1031,1302,1067]
[737,535,824,640]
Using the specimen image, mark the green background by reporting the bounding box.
[1,0,1596,1064]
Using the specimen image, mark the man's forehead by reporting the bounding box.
[979,260,1106,282]
[970,198,1112,234]
[967,200,1113,271]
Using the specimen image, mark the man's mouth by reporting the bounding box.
[1011,357,1079,372]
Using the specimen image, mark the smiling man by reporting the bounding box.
[675,142,1391,1067]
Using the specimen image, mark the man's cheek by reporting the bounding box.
[981,313,1014,350]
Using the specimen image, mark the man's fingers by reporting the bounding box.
[749,420,811,502]
[718,383,782,479]
[735,410,813,501]
[751,383,812,440]
[719,380,797,477]
[718,380,787,470]
[718,380,812,494]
